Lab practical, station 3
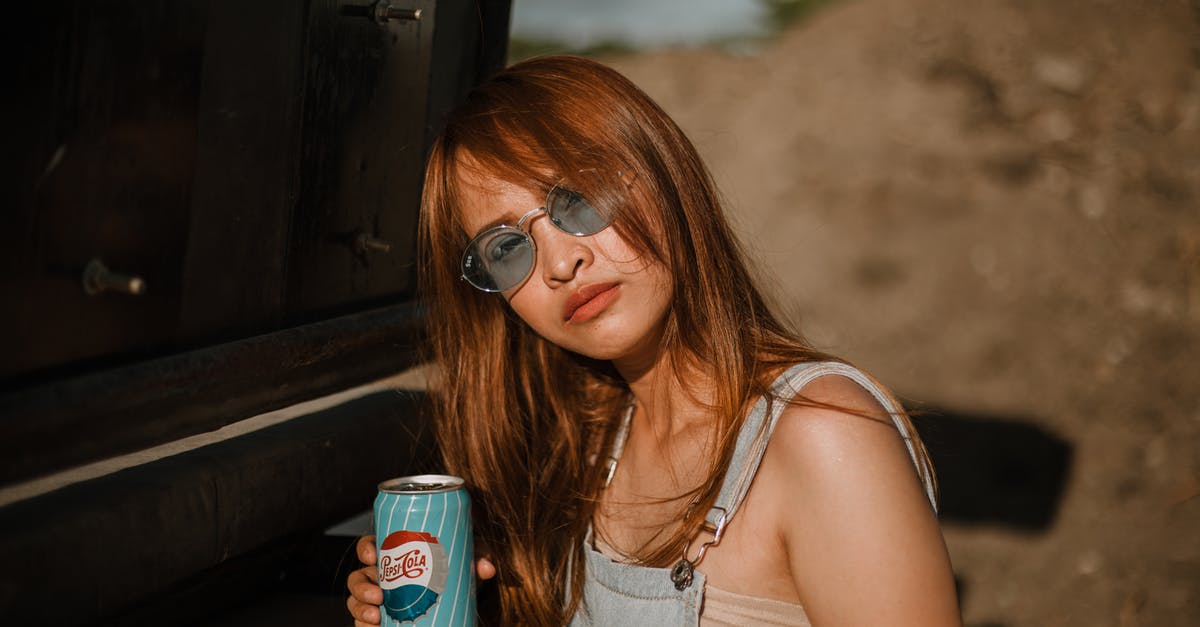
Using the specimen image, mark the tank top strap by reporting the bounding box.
[702,361,936,533]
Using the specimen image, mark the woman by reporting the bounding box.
[347,55,961,626]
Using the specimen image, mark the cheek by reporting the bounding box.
[503,288,557,334]
[592,231,662,277]
[585,229,674,307]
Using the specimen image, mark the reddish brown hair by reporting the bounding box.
[419,55,932,626]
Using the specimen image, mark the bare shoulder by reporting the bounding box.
[763,372,916,483]
[753,371,962,625]
[752,371,932,530]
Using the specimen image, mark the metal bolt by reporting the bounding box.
[355,233,393,255]
[374,0,421,23]
[83,258,146,296]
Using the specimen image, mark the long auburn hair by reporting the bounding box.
[419,55,933,626]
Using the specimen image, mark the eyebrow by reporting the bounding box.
[462,179,564,238]
[470,211,528,239]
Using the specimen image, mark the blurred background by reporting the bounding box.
[509,0,1200,625]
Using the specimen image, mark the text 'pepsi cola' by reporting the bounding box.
[374,475,476,626]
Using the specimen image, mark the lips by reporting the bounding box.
[564,283,620,323]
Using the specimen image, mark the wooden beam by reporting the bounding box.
[0,303,424,486]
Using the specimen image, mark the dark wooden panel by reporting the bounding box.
[1,1,207,380]
[0,0,509,384]
[0,1,513,481]
[177,0,309,341]
[424,0,512,147]
[284,0,436,321]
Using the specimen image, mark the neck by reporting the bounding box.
[612,347,714,442]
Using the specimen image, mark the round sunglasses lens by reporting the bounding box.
[547,187,609,236]
[462,229,534,291]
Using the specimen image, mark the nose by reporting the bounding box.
[529,216,593,286]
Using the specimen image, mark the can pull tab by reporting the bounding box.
[393,482,448,492]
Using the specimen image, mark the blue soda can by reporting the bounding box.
[374,474,476,626]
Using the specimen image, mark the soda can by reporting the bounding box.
[374,474,476,626]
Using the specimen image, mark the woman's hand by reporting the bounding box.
[346,535,382,626]
[345,534,497,626]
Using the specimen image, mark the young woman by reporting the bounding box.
[346,55,961,626]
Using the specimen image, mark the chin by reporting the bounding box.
[551,332,628,362]
[557,340,619,361]
[572,329,662,364]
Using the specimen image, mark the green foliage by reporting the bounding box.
[507,37,636,64]
[762,0,840,30]
[505,0,845,64]
[506,37,566,63]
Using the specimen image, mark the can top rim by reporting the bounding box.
[378,474,465,494]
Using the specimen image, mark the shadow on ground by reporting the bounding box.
[913,407,1074,532]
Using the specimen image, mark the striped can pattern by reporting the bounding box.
[374,475,476,626]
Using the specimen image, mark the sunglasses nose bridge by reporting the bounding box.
[515,206,547,233]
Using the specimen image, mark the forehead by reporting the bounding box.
[452,164,545,236]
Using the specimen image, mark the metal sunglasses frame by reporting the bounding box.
[459,182,609,292]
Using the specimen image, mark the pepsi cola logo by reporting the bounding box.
[377,530,448,592]
[382,547,428,581]
[378,530,450,622]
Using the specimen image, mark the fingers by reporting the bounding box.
[347,597,380,626]
[348,535,382,625]
[348,567,383,604]
[474,536,496,581]
[476,557,497,581]
[347,567,382,625]
[357,534,377,567]
[346,592,380,625]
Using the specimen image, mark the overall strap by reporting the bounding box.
[703,361,937,535]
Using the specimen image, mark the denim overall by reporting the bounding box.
[567,361,936,626]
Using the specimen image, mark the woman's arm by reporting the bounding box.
[767,375,962,626]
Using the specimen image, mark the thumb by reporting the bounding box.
[476,556,497,581]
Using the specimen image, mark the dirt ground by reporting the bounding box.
[600,0,1200,624]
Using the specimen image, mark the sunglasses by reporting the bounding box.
[461,182,611,292]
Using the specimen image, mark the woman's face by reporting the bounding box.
[455,168,673,370]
